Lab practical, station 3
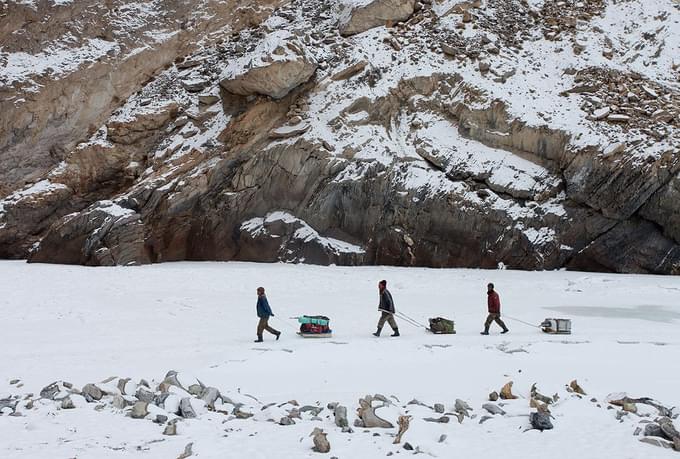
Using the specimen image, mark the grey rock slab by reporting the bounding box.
[82,384,103,402]
[334,405,349,428]
[130,401,149,419]
[529,412,553,431]
[180,398,197,419]
[424,416,450,423]
[61,396,75,410]
[482,403,506,416]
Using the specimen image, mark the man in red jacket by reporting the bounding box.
[481,283,509,335]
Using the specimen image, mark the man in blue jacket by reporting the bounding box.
[255,287,281,342]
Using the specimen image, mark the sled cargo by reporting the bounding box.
[428,317,456,334]
[297,315,333,338]
[540,318,571,335]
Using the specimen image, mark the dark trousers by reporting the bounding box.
[484,313,508,332]
[377,311,398,331]
[257,317,279,337]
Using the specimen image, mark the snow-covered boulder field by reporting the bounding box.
[1,261,679,457]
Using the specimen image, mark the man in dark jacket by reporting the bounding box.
[255,287,281,343]
[373,280,399,337]
[481,282,509,335]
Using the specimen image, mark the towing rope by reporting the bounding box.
[381,309,429,330]
[503,314,542,329]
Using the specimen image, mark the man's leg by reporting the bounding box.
[263,317,280,336]
[494,315,509,333]
[481,314,494,334]
[255,318,266,342]
[387,315,399,336]
[374,312,388,336]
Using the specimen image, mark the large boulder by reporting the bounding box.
[339,0,416,36]
[220,31,317,99]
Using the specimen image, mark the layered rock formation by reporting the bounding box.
[1,0,679,274]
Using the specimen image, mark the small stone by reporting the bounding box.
[623,402,638,413]
[300,405,323,416]
[112,395,128,410]
[455,399,472,415]
[489,392,499,402]
[130,401,149,419]
[82,384,103,402]
[482,403,506,416]
[155,415,168,424]
[61,396,75,410]
[9,379,19,385]
[289,115,303,125]
[163,422,177,436]
[177,442,193,459]
[479,415,493,424]
[180,398,197,419]
[311,428,330,453]
[434,403,445,413]
[592,107,611,120]
[198,94,220,105]
[438,434,447,443]
[607,114,630,123]
[424,416,449,423]
[279,416,295,425]
[404,442,414,451]
[530,412,553,431]
[334,405,349,428]
[136,387,155,403]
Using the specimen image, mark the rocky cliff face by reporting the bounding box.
[1,0,679,274]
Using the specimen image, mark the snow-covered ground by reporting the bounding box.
[1,261,679,458]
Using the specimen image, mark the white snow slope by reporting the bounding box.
[1,261,679,458]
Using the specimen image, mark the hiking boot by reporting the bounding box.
[254,335,263,343]
[480,331,489,335]
[276,331,281,340]
[373,328,382,337]
[391,329,400,337]
[501,329,509,334]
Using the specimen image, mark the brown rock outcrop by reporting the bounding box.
[339,0,416,36]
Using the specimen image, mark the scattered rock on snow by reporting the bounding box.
[61,396,76,410]
[482,403,506,416]
[455,399,472,417]
[112,395,129,410]
[331,61,368,81]
[311,427,331,453]
[200,387,221,410]
[334,405,349,428]
[569,380,586,395]
[424,416,450,423]
[136,386,155,403]
[394,415,411,444]
[500,382,518,400]
[529,411,554,431]
[279,416,296,426]
[177,442,194,459]
[180,398,197,419]
[163,421,178,436]
[357,395,393,428]
[130,401,149,419]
